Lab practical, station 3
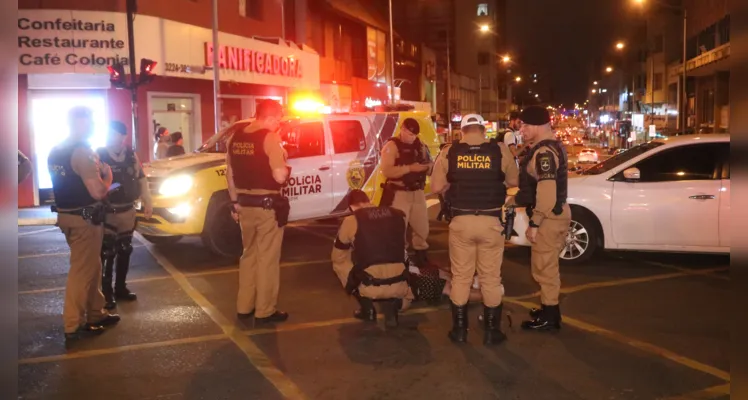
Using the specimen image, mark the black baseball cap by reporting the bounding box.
[347,189,370,207]
[402,118,420,135]
[109,121,127,135]
[519,106,551,125]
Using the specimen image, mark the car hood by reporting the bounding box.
[143,153,225,178]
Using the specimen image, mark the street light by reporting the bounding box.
[591,89,597,94]
[535,94,539,98]
[605,66,613,73]
[515,76,522,82]
[616,41,625,50]
[479,24,490,33]
[502,55,511,63]
[593,81,599,85]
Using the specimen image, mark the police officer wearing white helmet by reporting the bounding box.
[431,113,519,345]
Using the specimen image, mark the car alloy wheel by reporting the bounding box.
[560,220,589,260]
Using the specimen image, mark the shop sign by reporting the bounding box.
[204,43,303,78]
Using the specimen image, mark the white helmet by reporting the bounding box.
[461,114,485,130]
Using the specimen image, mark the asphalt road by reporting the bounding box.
[18,219,730,400]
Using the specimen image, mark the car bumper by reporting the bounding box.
[134,197,208,237]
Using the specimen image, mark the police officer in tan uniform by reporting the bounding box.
[379,118,432,267]
[226,99,291,323]
[48,106,120,341]
[332,190,411,328]
[97,121,153,310]
[431,114,519,344]
[509,106,571,331]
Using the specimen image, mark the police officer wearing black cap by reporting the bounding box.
[379,117,432,267]
[507,106,571,331]
[97,120,153,309]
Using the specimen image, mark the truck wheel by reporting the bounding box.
[201,192,243,259]
[141,234,183,245]
[559,207,599,265]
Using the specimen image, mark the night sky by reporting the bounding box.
[506,0,640,108]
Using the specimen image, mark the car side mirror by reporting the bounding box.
[623,167,641,181]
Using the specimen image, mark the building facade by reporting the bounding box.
[17,0,320,207]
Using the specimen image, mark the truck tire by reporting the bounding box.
[559,206,600,265]
[140,234,183,245]
[201,191,243,259]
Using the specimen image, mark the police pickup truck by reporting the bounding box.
[136,111,441,258]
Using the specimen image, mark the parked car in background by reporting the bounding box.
[577,148,599,163]
[509,134,730,264]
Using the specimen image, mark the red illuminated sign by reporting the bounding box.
[204,42,302,78]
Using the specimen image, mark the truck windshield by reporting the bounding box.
[580,141,665,175]
[196,122,251,153]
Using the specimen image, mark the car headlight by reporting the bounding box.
[159,175,193,197]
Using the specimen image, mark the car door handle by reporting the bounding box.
[689,195,715,200]
[319,165,330,171]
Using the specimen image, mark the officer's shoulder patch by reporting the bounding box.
[535,151,557,181]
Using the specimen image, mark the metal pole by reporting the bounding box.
[388,0,395,104]
[126,0,138,150]
[446,26,452,138]
[681,9,687,132]
[648,38,654,142]
[211,0,221,133]
[280,0,286,40]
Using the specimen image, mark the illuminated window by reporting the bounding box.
[477,3,488,16]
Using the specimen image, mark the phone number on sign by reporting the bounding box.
[165,63,190,73]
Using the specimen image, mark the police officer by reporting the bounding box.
[431,114,519,345]
[48,106,120,341]
[227,99,291,323]
[97,121,153,310]
[331,189,411,328]
[509,106,571,331]
[503,111,522,159]
[379,118,432,267]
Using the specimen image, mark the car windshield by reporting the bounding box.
[580,141,665,175]
[196,122,252,153]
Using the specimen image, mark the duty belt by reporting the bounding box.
[106,204,135,214]
[237,194,283,209]
[51,204,105,225]
[384,181,422,192]
[360,269,409,287]
[452,209,503,218]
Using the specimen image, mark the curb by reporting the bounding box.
[18,218,57,227]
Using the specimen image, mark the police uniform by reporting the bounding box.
[513,106,571,331]
[379,118,431,266]
[48,121,119,339]
[97,128,149,309]
[332,201,410,327]
[228,122,291,322]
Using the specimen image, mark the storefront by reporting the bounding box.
[17,9,319,207]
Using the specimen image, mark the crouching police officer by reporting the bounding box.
[227,99,291,324]
[509,106,571,331]
[332,190,410,328]
[48,106,120,341]
[431,114,519,344]
[97,121,153,310]
[379,118,432,267]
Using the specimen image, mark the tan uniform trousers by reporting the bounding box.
[531,204,571,306]
[333,263,414,310]
[237,206,284,318]
[448,215,505,307]
[104,207,136,236]
[391,190,429,251]
[57,213,108,333]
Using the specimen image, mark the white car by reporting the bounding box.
[577,148,599,164]
[510,134,730,264]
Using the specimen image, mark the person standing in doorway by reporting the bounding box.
[166,132,186,157]
[153,127,170,160]
[48,106,120,342]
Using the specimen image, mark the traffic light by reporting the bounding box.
[107,62,128,89]
[139,58,158,84]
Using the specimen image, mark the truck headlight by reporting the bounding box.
[159,175,193,197]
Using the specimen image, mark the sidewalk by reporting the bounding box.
[18,206,56,226]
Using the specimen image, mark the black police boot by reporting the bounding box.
[101,253,116,310]
[354,296,377,322]
[448,303,468,343]
[521,304,562,331]
[114,248,137,302]
[256,311,289,324]
[89,313,121,327]
[528,305,563,322]
[381,299,400,328]
[483,304,507,345]
[65,324,106,342]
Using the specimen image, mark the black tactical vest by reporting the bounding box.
[229,129,282,191]
[97,147,141,205]
[353,206,406,269]
[388,137,429,190]
[445,139,507,210]
[48,141,98,210]
[515,139,568,211]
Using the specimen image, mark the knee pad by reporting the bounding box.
[116,235,134,255]
[101,235,117,258]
